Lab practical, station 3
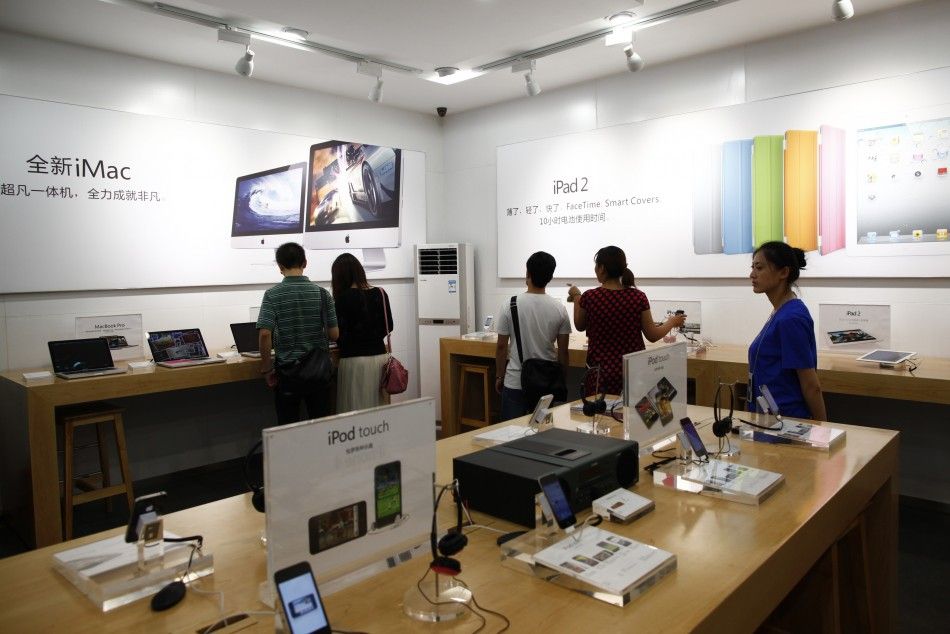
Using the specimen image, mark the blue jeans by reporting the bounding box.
[499,386,530,421]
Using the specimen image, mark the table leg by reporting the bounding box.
[28,394,62,547]
[440,341,459,438]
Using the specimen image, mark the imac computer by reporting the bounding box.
[302,140,402,269]
[231,163,307,249]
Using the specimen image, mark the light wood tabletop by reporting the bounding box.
[0,402,898,633]
[440,334,950,436]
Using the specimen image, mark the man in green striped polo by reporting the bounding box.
[257,242,339,424]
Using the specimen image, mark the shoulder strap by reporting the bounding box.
[380,287,392,354]
[509,295,524,362]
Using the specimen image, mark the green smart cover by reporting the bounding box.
[784,130,819,252]
[752,135,785,248]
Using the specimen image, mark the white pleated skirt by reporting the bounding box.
[336,353,391,414]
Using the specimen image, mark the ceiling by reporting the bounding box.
[0,0,923,116]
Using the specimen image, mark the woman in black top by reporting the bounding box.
[331,253,394,413]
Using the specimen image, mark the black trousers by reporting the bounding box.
[274,373,332,424]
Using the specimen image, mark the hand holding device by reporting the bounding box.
[566,284,581,303]
[274,561,332,634]
[538,473,577,530]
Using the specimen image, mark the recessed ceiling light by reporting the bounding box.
[280,26,309,40]
[425,68,483,85]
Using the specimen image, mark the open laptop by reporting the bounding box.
[48,338,126,379]
[147,328,225,368]
[230,322,261,358]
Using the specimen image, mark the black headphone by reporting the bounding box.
[245,440,265,513]
[580,364,606,417]
[712,382,735,438]
[429,480,467,576]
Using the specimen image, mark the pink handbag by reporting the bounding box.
[379,288,408,394]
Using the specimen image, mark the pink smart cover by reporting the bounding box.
[819,125,846,255]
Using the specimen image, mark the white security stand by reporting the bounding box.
[499,494,675,607]
[52,523,213,612]
[402,573,472,622]
[361,248,387,270]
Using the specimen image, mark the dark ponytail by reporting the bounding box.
[753,241,806,286]
[595,246,636,287]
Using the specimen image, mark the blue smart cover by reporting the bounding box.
[721,139,754,254]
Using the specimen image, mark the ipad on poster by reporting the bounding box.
[855,349,915,366]
[303,140,401,250]
[231,163,307,249]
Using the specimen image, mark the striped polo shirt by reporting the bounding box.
[256,275,337,365]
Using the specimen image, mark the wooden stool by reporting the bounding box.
[458,364,492,429]
[58,402,134,540]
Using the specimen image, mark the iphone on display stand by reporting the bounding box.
[274,561,332,634]
[529,394,554,428]
[537,472,577,532]
[679,417,709,460]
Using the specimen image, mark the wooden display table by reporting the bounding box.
[440,334,950,436]
[0,403,898,633]
[0,357,266,548]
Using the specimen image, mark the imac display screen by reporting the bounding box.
[231,163,306,237]
[304,141,401,247]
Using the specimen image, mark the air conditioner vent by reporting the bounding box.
[418,248,458,275]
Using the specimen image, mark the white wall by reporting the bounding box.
[440,0,950,360]
[0,31,442,483]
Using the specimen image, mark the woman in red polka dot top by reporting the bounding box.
[567,246,686,397]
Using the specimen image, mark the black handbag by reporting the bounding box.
[278,286,335,390]
[510,296,567,407]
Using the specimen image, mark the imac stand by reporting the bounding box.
[361,248,387,270]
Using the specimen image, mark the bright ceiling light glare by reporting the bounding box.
[605,10,635,46]
[832,0,855,21]
[524,71,541,97]
[368,77,383,103]
[280,26,310,40]
[235,47,254,77]
[624,44,644,72]
[425,67,483,85]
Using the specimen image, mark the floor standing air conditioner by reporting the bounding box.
[416,243,474,422]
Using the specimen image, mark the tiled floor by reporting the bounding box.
[1,464,947,632]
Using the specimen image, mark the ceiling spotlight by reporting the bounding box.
[235,47,254,77]
[624,44,645,72]
[832,0,854,21]
[435,67,459,78]
[280,26,309,40]
[368,77,383,103]
[524,71,541,97]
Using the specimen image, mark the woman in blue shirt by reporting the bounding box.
[748,241,827,420]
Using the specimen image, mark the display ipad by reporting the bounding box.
[827,329,877,345]
[855,349,915,365]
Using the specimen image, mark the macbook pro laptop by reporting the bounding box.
[230,322,261,358]
[48,338,126,379]
[147,328,225,368]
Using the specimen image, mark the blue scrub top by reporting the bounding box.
[748,299,817,418]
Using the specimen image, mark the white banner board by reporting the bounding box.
[264,399,435,595]
[74,313,143,362]
[0,95,426,292]
[817,304,891,352]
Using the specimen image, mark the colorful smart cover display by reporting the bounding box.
[721,139,754,254]
[752,135,785,248]
[855,116,950,245]
[784,130,819,252]
[819,125,846,254]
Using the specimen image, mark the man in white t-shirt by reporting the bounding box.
[494,251,571,420]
